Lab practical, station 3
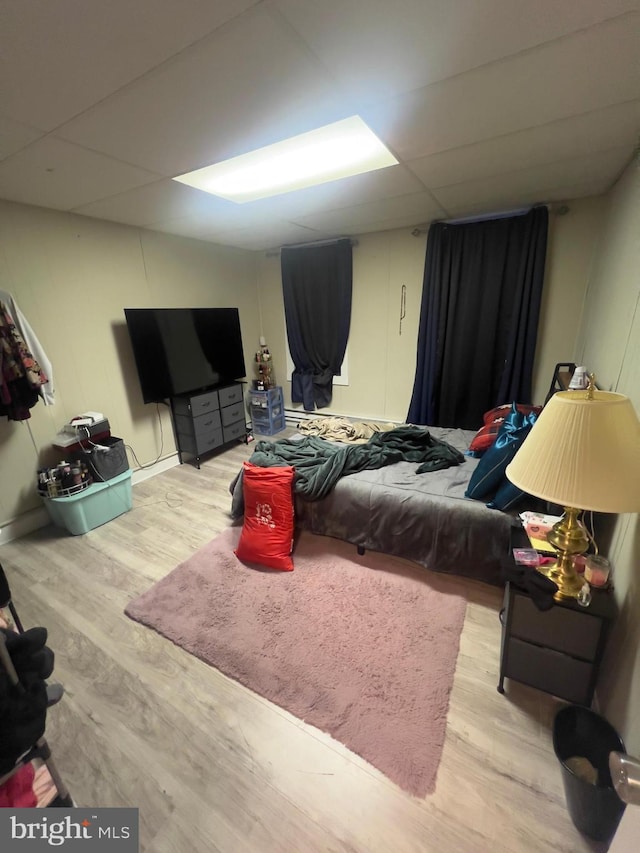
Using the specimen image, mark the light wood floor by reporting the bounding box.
[1,435,606,853]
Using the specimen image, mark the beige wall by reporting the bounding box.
[0,200,259,528]
[256,229,427,422]
[532,198,604,405]
[575,158,640,754]
[257,203,603,421]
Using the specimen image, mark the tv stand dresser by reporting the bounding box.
[170,383,246,468]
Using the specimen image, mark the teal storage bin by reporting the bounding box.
[42,470,132,535]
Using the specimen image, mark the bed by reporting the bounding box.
[230,424,520,587]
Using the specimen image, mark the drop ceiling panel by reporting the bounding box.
[438,179,616,220]
[294,192,446,233]
[0,4,638,246]
[0,138,160,210]
[0,117,46,162]
[408,101,640,190]
[55,5,350,176]
[363,15,640,162]
[149,194,300,235]
[431,148,632,215]
[246,165,426,219]
[275,0,637,101]
[149,217,323,251]
[214,222,330,251]
[0,0,259,129]
[72,180,229,227]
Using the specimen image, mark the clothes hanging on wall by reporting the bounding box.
[0,300,49,420]
[0,290,54,407]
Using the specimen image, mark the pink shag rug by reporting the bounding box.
[125,527,467,797]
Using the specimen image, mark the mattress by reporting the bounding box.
[292,426,514,586]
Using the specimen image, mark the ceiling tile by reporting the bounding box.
[148,217,324,251]
[408,101,640,189]
[0,3,638,246]
[149,194,294,234]
[363,14,640,161]
[213,222,331,251]
[0,0,259,129]
[247,165,427,219]
[274,0,637,100]
[436,179,615,220]
[294,192,446,232]
[0,138,160,210]
[55,5,351,176]
[0,116,46,162]
[430,148,632,215]
[72,179,228,226]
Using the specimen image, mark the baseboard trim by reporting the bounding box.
[131,453,180,485]
[0,505,50,547]
[0,454,181,545]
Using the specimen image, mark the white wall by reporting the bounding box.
[0,200,259,529]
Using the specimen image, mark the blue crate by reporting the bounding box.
[250,386,286,436]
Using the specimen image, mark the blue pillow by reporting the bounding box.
[487,480,528,511]
[465,403,537,501]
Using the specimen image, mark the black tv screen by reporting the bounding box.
[124,307,246,403]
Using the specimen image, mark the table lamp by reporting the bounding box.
[506,377,640,600]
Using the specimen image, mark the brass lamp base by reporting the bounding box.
[537,507,588,601]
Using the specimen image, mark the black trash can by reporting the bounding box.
[553,704,626,842]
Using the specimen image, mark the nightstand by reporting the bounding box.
[498,581,616,706]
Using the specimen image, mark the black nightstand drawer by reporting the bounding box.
[511,592,601,660]
[498,579,615,707]
[504,638,593,705]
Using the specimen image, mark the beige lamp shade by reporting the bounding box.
[506,390,640,513]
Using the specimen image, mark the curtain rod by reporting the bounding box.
[265,237,358,257]
[411,202,568,236]
[411,206,531,235]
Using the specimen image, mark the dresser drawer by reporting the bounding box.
[177,427,224,456]
[219,384,243,407]
[174,409,222,439]
[223,420,246,443]
[504,638,593,704]
[173,391,218,418]
[511,591,601,660]
[221,402,244,426]
[191,389,220,417]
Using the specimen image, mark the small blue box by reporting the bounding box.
[42,470,132,535]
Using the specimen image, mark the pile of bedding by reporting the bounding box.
[230,425,465,517]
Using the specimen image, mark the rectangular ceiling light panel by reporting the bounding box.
[172,116,398,203]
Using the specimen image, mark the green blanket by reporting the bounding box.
[230,426,464,516]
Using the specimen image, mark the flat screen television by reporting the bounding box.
[124,307,246,403]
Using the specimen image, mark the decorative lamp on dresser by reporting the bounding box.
[171,383,246,468]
